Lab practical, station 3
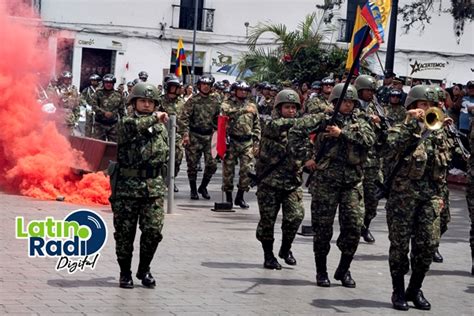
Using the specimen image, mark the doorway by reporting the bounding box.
[80,48,115,91]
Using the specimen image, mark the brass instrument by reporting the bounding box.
[424,107,445,130]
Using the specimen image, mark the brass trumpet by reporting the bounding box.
[424,107,445,130]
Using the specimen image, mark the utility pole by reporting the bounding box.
[384,0,398,74]
[191,0,198,84]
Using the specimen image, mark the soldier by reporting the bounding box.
[385,85,449,311]
[47,71,81,134]
[392,77,407,105]
[221,81,260,208]
[467,112,474,275]
[257,82,274,124]
[376,71,395,105]
[138,71,149,82]
[354,75,383,244]
[384,89,406,125]
[256,89,308,270]
[80,74,101,137]
[90,74,126,142]
[179,75,221,200]
[289,83,375,288]
[305,77,334,115]
[159,75,185,193]
[110,82,169,289]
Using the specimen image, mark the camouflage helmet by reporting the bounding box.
[60,71,72,79]
[128,82,161,106]
[102,74,116,83]
[126,81,134,87]
[89,74,101,81]
[404,85,437,108]
[389,88,403,97]
[328,83,359,103]
[231,80,251,92]
[311,80,322,89]
[274,89,301,110]
[164,74,180,91]
[432,85,446,101]
[321,77,335,86]
[197,75,215,86]
[138,71,149,80]
[354,74,377,91]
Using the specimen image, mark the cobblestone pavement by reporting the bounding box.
[1,167,473,315]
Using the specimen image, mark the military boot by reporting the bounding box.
[315,256,330,287]
[334,254,356,288]
[391,275,409,311]
[189,180,199,200]
[432,249,443,263]
[405,273,431,310]
[173,184,179,192]
[117,258,133,289]
[234,189,249,209]
[278,239,297,265]
[361,219,375,243]
[225,191,233,207]
[262,240,281,270]
[136,254,156,288]
[198,178,211,200]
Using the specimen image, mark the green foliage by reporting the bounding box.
[239,11,347,84]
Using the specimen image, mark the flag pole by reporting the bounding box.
[385,0,398,74]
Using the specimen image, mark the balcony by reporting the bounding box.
[171,4,215,32]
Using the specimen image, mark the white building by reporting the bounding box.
[13,0,474,89]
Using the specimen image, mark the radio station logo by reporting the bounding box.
[16,209,107,274]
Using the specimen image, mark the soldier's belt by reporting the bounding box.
[120,165,162,178]
[95,116,118,125]
[229,134,252,142]
[190,126,213,135]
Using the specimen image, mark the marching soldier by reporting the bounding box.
[80,74,101,137]
[221,81,260,208]
[354,75,384,243]
[257,82,274,125]
[384,89,406,125]
[255,89,307,269]
[305,77,334,115]
[110,82,169,289]
[90,74,125,142]
[159,75,185,192]
[179,75,221,200]
[289,83,375,288]
[385,85,450,311]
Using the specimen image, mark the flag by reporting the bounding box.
[216,115,229,159]
[345,6,372,74]
[360,0,391,60]
[175,38,186,77]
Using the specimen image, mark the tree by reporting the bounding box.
[239,11,347,84]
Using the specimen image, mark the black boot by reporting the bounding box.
[405,273,431,310]
[136,254,156,288]
[361,219,375,243]
[234,189,249,209]
[391,275,409,311]
[262,241,281,270]
[117,258,134,289]
[190,180,199,200]
[225,191,233,206]
[432,249,443,263]
[278,239,297,265]
[315,256,330,287]
[198,178,211,199]
[334,254,356,288]
[174,184,179,192]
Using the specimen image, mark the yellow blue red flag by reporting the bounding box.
[360,0,391,60]
[345,6,372,74]
[175,38,186,77]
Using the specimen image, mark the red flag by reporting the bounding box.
[216,115,228,159]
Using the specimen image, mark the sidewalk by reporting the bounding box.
[1,170,473,315]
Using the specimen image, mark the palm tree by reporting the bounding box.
[239,11,346,83]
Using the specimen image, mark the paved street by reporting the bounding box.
[1,167,473,315]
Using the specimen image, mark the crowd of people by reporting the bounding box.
[39,69,474,311]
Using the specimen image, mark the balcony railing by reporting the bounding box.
[171,4,215,32]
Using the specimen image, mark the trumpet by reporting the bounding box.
[424,107,445,130]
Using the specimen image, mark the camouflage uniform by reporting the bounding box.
[258,97,274,125]
[179,93,221,182]
[466,119,474,272]
[47,83,81,133]
[289,110,375,274]
[90,88,125,142]
[376,85,391,105]
[221,97,260,192]
[160,95,185,177]
[80,85,97,137]
[110,110,169,280]
[384,103,406,125]
[305,95,332,115]
[256,115,304,246]
[385,121,449,282]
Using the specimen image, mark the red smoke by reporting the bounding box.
[0,2,110,205]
